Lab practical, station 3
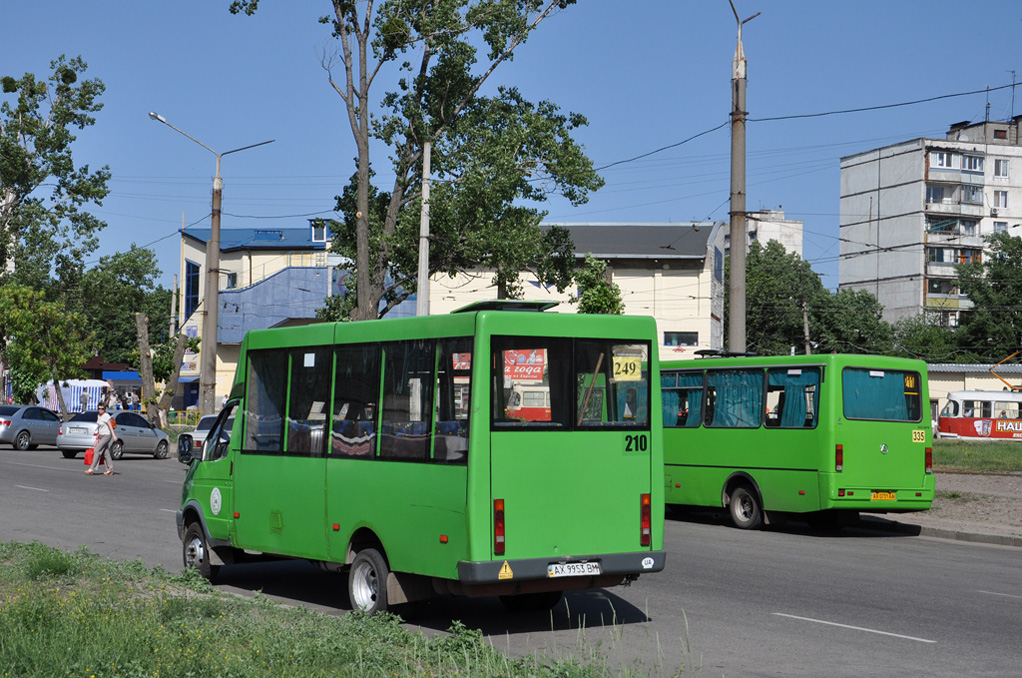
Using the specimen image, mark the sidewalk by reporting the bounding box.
[864,472,1022,548]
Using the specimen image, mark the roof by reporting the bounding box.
[928,363,1022,373]
[543,222,722,260]
[182,226,327,252]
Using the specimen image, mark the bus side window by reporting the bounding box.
[379,339,434,461]
[331,344,380,459]
[766,367,820,428]
[705,369,763,428]
[433,338,471,464]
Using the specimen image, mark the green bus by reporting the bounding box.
[176,301,665,613]
[661,354,934,529]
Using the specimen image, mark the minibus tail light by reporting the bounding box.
[925,446,933,474]
[494,499,505,555]
[640,493,652,546]
[835,444,843,472]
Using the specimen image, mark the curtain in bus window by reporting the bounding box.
[676,373,703,428]
[380,339,434,460]
[244,350,288,453]
[661,374,680,428]
[842,368,920,421]
[767,368,821,428]
[707,369,763,428]
[331,344,380,459]
[434,337,471,463]
[286,347,331,457]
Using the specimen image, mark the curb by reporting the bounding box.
[860,516,1022,548]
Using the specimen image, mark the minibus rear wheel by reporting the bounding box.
[348,548,389,614]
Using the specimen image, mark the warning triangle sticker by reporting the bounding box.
[498,561,514,580]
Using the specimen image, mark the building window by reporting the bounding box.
[963,155,984,172]
[962,185,983,204]
[995,190,1008,209]
[925,185,944,204]
[714,247,723,282]
[931,151,958,169]
[994,221,1008,234]
[927,247,946,263]
[960,219,977,236]
[994,159,1010,178]
[927,279,957,295]
[995,129,1008,140]
[226,272,238,289]
[311,221,327,242]
[664,331,699,347]
[184,260,200,318]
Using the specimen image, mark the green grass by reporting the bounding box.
[933,439,1022,473]
[0,542,688,678]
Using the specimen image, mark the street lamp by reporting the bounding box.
[149,111,274,415]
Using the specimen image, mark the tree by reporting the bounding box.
[571,254,623,314]
[78,246,171,364]
[232,1,598,319]
[891,314,958,362]
[0,285,95,416]
[0,56,109,293]
[731,240,893,356]
[956,232,1022,362]
[136,313,197,427]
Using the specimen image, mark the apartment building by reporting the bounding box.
[722,208,804,258]
[839,116,1022,325]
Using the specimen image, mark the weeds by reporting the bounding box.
[0,541,687,677]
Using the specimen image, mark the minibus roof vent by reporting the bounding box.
[451,300,559,314]
[694,349,758,358]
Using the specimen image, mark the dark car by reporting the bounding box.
[0,405,63,450]
[57,410,170,460]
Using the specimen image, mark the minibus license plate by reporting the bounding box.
[548,562,601,578]
[871,491,896,501]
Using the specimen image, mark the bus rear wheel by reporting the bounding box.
[728,485,762,530]
[348,548,389,614]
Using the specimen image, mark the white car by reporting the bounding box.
[177,415,218,460]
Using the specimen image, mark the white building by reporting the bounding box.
[429,222,728,363]
[723,208,804,258]
[839,116,1022,325]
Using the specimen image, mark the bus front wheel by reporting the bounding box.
[728,485,762,530]
[182,523,219,582]
[349,548,389,614]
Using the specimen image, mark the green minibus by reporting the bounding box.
[661,354,934,529]
[177,301,665,612]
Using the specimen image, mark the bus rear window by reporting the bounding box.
[490,337,650,430]
[842,368,922,422]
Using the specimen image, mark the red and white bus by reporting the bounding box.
[937,390,1022,440]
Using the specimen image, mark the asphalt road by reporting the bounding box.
[2,446,1019,677]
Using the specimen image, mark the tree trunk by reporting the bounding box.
[155,332,190,429]
[135,313,158,425]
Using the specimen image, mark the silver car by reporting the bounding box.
[0,405,63,450]
[57,410,170,460]
[176,414,218,461]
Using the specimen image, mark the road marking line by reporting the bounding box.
[15,485,49,492]
[773,613,936,644]
[160,509,177,513]
[978,590,1022,600]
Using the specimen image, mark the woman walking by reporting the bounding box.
[86,404,117,476]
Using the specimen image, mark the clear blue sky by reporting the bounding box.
[5,1,1021,292]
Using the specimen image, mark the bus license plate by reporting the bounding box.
[871,491,896,501]
[548,562,601,578]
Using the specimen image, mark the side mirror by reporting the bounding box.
[178,436,195,465]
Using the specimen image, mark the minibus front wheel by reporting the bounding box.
[182,522,220,582]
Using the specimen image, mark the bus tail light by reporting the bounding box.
[835,444,844,472]
[925,446,933,474]
[640,493,652,546]
[494,499,505,555]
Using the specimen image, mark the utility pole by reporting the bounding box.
[728,1,759,353]
[416,142,432,317]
